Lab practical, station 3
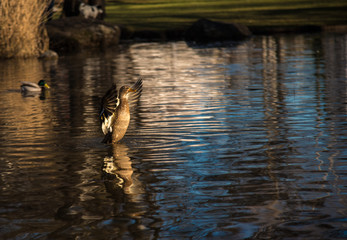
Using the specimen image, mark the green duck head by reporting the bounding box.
[38,80,50,89]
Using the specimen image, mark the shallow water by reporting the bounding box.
[0,33,346,239]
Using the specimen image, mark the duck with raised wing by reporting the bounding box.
[100,78,142,143]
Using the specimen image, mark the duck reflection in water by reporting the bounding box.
[102,143,135,196]
[102,143,147,236]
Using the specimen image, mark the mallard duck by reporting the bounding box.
[100,78,142,143]
[20,80,50,93]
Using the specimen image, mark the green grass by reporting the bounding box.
[105,0,347,32]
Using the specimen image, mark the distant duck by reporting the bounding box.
[21,80,50,93]
[79,3,103,19]
[100,78,142,143]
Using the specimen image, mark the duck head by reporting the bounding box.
[38,80,50,89]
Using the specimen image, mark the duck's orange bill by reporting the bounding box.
[128,88,136,92]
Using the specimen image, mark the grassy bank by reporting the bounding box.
[105,0,347,32]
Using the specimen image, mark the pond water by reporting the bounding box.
[0,33,346,239]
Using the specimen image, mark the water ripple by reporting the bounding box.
[0,35,346,239]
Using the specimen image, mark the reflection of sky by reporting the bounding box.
[120,36,347,237]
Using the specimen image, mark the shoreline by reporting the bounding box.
[119,23,347,42]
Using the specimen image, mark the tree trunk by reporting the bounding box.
[63,0,80,17]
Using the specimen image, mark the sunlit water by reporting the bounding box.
[0,33,346,239]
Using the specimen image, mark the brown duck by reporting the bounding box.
[100,78,142,143]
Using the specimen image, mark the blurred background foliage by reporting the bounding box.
[104,0,347,31]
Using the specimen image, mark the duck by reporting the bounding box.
[20,80,50,93]
[100,78,142,143]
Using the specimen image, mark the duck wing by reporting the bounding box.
[100,84,119,135]
[128,78,143,106]
[20,81,40,91]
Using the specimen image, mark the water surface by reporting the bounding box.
[0,33,346,239]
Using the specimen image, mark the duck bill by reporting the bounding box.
[44,83,50,89]
[128,88,136,92]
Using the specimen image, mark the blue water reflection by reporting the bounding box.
[0,33,346,239]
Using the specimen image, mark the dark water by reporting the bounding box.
[0,33,346,239]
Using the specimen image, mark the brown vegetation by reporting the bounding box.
[0,0,50,58]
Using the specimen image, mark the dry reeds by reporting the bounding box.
[0,0,50,58]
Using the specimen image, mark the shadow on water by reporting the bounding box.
[0,33,346,239]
